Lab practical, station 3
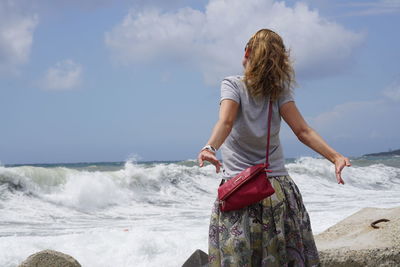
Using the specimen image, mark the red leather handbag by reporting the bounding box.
[218,100,275,212]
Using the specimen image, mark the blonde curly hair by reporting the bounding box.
[244,29,295,101]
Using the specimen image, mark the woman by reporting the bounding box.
[197,29,351,267]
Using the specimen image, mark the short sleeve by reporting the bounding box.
[277,88,294,108]
[220,77,240,104]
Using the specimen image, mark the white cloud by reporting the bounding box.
[280,96,399,157]
[343,0,400,16]
[305,78,400,146]
[383,75,400,102]
[0,1,38,74]
[311,100,384,139]
[105,0,363,85]
[42,60,83,90]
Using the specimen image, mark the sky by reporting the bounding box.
[0,0,399,164]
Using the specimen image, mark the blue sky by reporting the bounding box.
[0,0,399,164]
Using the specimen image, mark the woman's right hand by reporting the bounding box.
[198,150,222,173]
[333,155,351,184]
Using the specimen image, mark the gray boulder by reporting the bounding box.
[18,249,81,267]
[315,207,400,267]
[182,249,208,267]
[318,247,400,267]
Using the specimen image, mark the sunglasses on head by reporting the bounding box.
[244,43,251,58]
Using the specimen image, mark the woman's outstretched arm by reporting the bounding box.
[280,101,351,184]
[197,99,239,173]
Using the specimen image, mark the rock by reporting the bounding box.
[182,249,208,267]
[18,249,81,267]
[315,207,400,267]
[318,248,400,267]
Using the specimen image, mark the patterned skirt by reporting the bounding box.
[208,175,320,267]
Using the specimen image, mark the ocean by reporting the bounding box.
[1,156,400,266]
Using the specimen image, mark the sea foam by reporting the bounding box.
[1,157,399,266]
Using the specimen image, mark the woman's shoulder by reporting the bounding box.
[221,75,245,92]
[222,75,244,84]
[220,75,245,104]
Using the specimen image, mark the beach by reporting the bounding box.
[1,156,400,266]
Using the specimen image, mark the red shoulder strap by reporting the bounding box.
[265,100,273,168]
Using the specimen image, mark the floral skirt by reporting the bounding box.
[208,175,320,267]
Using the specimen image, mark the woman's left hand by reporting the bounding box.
[333,155,351,184]
[198,150,222,173]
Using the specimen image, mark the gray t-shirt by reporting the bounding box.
[220,75,294,179]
